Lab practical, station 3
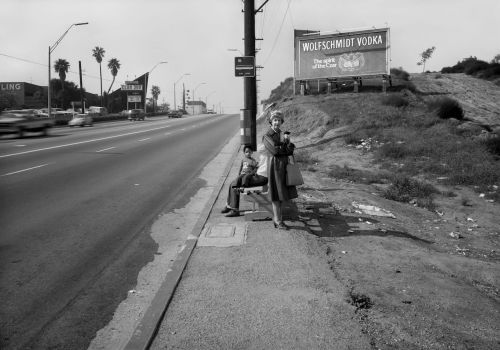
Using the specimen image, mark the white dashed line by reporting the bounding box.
[138,138,150,142]
[2,163,50,176]
[0,124,173,159]
[96,147,116,153]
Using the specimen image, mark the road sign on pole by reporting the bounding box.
[235,56,255,77]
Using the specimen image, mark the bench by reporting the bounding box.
[236,185,273,221]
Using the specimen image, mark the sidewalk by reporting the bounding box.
[147,146,372,349]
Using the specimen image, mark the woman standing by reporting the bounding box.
[262,110,297,229]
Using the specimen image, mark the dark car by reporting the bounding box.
[0,109,55,137]
[167,110,182,118]
[127,109,145,121]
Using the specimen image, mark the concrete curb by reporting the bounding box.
[123,133,241,350]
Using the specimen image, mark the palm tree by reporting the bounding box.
[54,58,70,108]
[107,58,121,94]
[92,46,105,106]
[151,85,161,113]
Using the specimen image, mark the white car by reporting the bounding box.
[68,114,93,127]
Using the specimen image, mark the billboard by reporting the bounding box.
[295,28,390,80]
[0,82,25,106]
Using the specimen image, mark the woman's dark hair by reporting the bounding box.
[243,145,253,152]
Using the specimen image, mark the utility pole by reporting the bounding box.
[244,0,257,150]
[79,61,85,113]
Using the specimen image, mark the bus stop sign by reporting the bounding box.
[234,56,255,77]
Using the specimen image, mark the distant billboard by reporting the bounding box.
[0,82,25,105]
[294,28,390,80]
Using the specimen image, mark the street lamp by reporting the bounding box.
[205,91,216,111]
[227,48,244,55]
[192,82,206,102]
[191,82,206,115]
[48,22,88,117]
[144,61,167,113]
[174,73,190,111]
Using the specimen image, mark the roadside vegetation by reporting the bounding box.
[261,67,500,210]
[442,56,500,86]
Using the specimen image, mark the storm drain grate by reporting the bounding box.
[197,222,247,247]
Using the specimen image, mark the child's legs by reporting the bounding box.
[234,174,245,188]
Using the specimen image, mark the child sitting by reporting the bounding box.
[234,145,259,189]
[221,145,268,217]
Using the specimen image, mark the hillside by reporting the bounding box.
[256,73,500,348]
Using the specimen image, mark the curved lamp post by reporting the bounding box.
[227,48,244,55]
[48,22,88,117]
[192,82,206,102]
[174,73,190,111]
[191,82,206,115]
[205,90,216,112]
[144,61,167,113]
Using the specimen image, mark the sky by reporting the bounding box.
[1,0,499,114]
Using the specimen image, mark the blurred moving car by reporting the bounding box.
[68,114,93,127]
[35,107,64,117]
[127,109,145,121]
[87,106,108,116]
[0,109,55,137]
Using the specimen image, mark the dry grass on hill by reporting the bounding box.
[259,73,500,206]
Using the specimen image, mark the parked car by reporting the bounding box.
[68,114,93,127]
[0,109,55,137]
[87,106,108,116]
[167,110,183,118]
[126,109,145,121]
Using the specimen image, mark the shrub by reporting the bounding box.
[390,67,410,81]
[427,97,464,120]
[481,135,500,156]
[464,60,490,75]
[383,175,438,209]
[381,94,409,108]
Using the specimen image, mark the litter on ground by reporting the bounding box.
[352,202,396,218]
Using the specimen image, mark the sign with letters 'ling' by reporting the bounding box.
[295,28,390,80]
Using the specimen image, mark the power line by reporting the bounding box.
[0,52,109,81]
[263,0,292,65]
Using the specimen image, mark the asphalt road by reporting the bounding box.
[0,114,239,349]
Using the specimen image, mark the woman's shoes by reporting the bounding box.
[273,221,289,230]
[225,210,240,217]
[221,207,231,214]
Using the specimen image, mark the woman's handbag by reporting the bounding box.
[286,156,304,186]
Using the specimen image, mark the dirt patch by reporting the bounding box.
[291,140,500,349]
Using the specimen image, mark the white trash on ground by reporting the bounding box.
[352,202,396,218]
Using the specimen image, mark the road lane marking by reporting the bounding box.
[137,138,150,142]
[96,147,116,153]
[0,124,174,159]
[2,163,50,176]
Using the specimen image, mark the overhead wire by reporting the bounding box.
[262,0,292,65]
[0,52,109,81]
